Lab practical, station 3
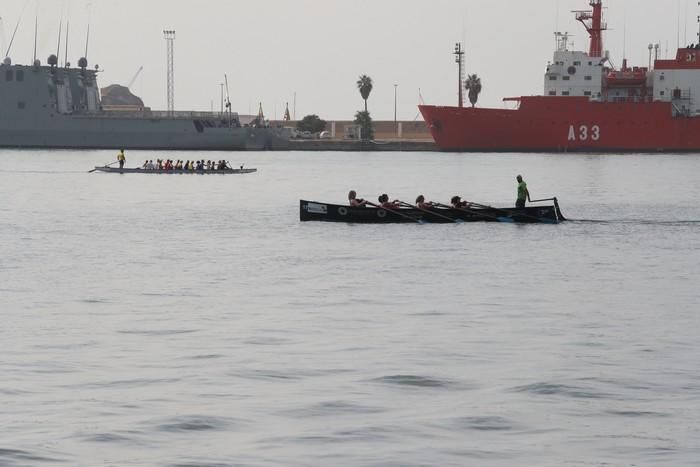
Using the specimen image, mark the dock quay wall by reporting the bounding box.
[269,120,432,141]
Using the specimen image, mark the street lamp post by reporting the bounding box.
[394,84,398,122]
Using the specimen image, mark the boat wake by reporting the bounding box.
[567,219,700,226]
[0,170,87,174]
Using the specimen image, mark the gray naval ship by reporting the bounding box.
[0,55,286,150]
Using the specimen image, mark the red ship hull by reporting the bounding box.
[419,96,700,152]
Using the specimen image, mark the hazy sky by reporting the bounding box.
[1,0,698,119]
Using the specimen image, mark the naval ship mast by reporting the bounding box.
[574,0,607,58]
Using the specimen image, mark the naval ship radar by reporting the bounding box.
[78,57,88,69]
[48,54,58,67]
[3,57,11,65]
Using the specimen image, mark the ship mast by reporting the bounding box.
[454,43,465,108]
[574,0,607,57]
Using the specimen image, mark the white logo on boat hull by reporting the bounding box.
[306,203,328,214]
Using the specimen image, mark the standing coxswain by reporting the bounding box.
[117,149,126,169]
[516,175,531,209]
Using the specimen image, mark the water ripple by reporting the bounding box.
[78,298,110,304]
[242,336,293,346]
[449,416,516,431]
[118,329,199,336]
[67,377,181,389]
[512,382,616,399]
[82,432,146,445]
[0,448,63,464]
[268,425,392,445]
[281,400,385,418]
[154,415,241,433]
[188,354,224,360]
[605,410,670,418]
[169,463,240,467]
[371,374,458,389]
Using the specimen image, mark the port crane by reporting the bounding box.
[128,66,143,90]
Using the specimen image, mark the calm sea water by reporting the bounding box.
[1,149,699,467]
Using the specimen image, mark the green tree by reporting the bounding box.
[354,110,374,141]
[356,75,373,112]
[465,74,482,108]
[297,114,327,133]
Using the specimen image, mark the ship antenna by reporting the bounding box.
[0,17,5,58]
[56,20,62,65]
[684,0,689,45]
[677,0,681,50]
[84,23,90,59]
[84,2,93,61]
[697,1,700,45]
[64,21,69,67]
[32,16,37,64]
[622,10,627,63]
[4,0,30,59]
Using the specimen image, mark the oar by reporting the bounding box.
[467,200,556,224]
[88,160,119,173]
[434,202,515,223]
[398,201,463,224]
[529,198,556,203]
[366,201,426,224]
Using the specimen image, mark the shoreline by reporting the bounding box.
[285,139,437,152]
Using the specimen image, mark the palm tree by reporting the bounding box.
[356,75,373,112]
[465,74,482,108]
[354,110,374,141]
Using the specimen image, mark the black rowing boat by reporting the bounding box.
[92,166,257,174]
[300,199,565,224]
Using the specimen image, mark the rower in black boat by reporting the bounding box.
[451,195,471,209]
[379,194,400,209]
[348,190,367,207]
[415,195,435,209]
[516,175,531,209]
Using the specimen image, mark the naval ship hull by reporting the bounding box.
[0,116,277,150]
[419,97,700,153]
[0,62,286,150]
